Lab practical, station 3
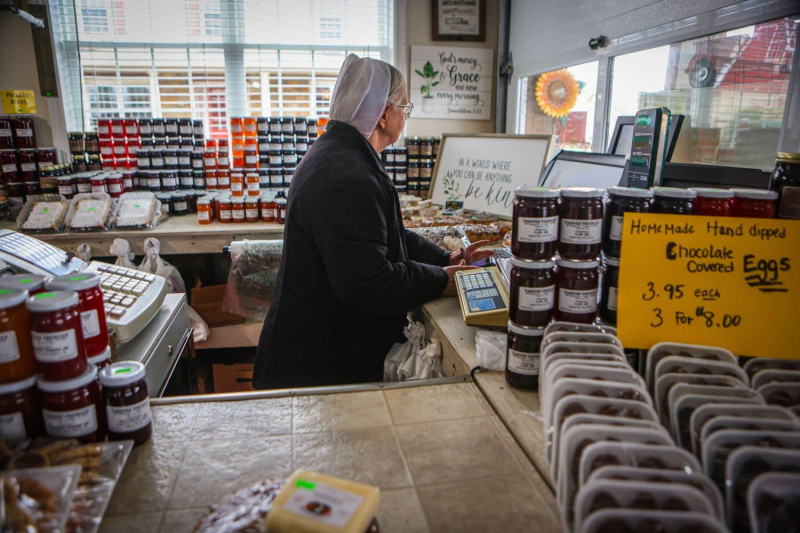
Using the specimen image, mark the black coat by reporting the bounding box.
[253,120,450,389]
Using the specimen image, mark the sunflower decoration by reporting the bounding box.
[535,69,580,119]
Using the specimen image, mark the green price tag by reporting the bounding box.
[296,479,316,491]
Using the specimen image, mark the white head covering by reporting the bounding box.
[329,54,391,136]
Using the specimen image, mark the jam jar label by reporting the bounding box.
[560,219,602,244]
[198,211,211,221]
[508,349,540,375]
[106,398,152,433]
[32,329,79,362]
[608,287,618,311]
[0,331,20,363]
[610,216,624,241]
[246,208,259,219]
[0,412,26,442]
[519,285,555,312]
[518,216,558,243]
[43,405,98,438]
[2,164,17,173]
[558,288,598,314]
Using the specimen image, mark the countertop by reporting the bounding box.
[99,382,561,533]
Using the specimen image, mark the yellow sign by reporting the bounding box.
[618,213,800,359]
[1,90,37,114]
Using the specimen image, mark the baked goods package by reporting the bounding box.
[408,226,470,252]
[16,194,69,234]
[113,192,161,230]
[65,193,114,232]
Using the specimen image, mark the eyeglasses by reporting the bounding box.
[392,102,414,117]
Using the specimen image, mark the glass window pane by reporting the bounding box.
[608,17,796,171]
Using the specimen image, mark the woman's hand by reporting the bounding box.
[450,240,493,266]
[442,261,479,296]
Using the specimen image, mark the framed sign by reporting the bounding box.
[432,0,485,41]
[410,45,493,121]
[428,134,553,218]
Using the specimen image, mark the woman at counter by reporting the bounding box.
[254,54,491,389]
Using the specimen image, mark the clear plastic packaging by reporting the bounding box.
[540,353,627,392]
[4,464,82,532]
[757,382,800,407]
[655,374,746,424]
[673,393,765,450]
[17,194,69,233]
[702,429,800,488]
[700,416,800,464]
[747,472,800,533]
[654,355,749,390]
[744,357,800,380]
[408,226,470,252]
[65,193,114,232]
[544,321,617,337]
[580,509,726,533]
[541,331,623,350]
[545,365,644,396]
[752,369,800,390]
[113,191,161,230]
[689,404,797,457]
[646,342,736,393]
[543,341,625,363]
[668,384,762,429]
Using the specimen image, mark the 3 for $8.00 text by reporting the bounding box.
[641,282,742,329]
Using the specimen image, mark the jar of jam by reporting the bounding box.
[197,199,212,224]
[75,173,92,194]
[255,118,268,136]
[177,149,192,170]
[406,136,420,157]
[110,119,124,138]
[395,147,407,164]
[0,375,42,443]
[172,192,189,216]
[279,117,294,135]
[509,258,555,328]
[1,150,20,181]
[0,289,37,384]
[106,173,124,197]
[246,173,260,196]
[558,188,604,260]
[145,170,161,192]
[88,345,112,371]
[258,169,270,189]
[193,120,204,139]
[13,116,36,149]
[266,117,280,135]
[505,322,543,390]
[157,193,173,216]
[268,150,283,168]
[691,188,734,217]
[97,119,111,139]
[99,361,151,445]
[46,273,108,359]
[72,155,87,173]
[136,148,151,170]
[113,140,128,159]
[245,197,260,222]
[0,117,13,149]
[37,149,56,170]
[7,183,25,204]
[57,176,75,199]
[165,119,179,139]
[121,170,135,192]
[87,154,102,171]
[203,147,217,170]
[651,187,695,215]
[261,195,277,222]
[555,259,599,324]
[512,187,559,260]
[232,197,246,223]
[38,366,106,444]
[769,152,800,219]
[151,118,166,138]
[218,198,233,223]
[161,171,178,192]
[283,168,295,188]
[268,137,282,152]
[307,118,319,138]
[24,181,41,196]
[293,117,307,134]
[602,186,653,259]
[84,132,99,153]
[269,169,283,189]
[408,161,420,181]
[599,257,619,326]
[276,192,288,224]
[90,174,107,194]
[179,170,193,189]
[433,137,441,157]
[136,118,151,138]
[231,172,245,196]
[217,169,230,190]
[731,189,779,219]
[27,291,88,381]
[189,170,203,189]
[162,147,178,170]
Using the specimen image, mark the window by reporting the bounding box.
[80,2,108,34]
[608,17,796,171]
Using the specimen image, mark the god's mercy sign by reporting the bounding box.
[618,213,800,359]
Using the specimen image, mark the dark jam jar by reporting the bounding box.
[38,366,107,444]
[599,257,620,326]
[691,188,734,217]
[512,187,560,260]
[0,375,42,443]
[558,187,604,260]
[45,273,108,359]
[99,361,152,446]
[27,291,88,381]
[603,186,653,259]
[555,259,599,324]
[769,152,800,219]
[651,187,696,215]
[731,189,778,219]
[509,258,555,328]
[505,322,543,390]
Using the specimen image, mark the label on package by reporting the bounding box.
[2,164,16,173]
[610,215,624,241]
[80,309,101,339]
[284,155,297,165]
[560,219,602,244]
[507,349,540,375]
[192,159,204,169]
[270,176,283,186]
[165,156,178,166]
[0,128,12,137]
[100,146,113,156]
[43,405,97,438]
[20,163,36,172]
[166,124,178,134]
[270,155,282,165]
[179,156,191,166]
[247,182,259,193]
[114,146,126,156]
[218,156,230,167]
[517,216,558,243]
[175,201,188,211]
[151,156,164,167]
[0,412,26,442]
[206,177,218,187]
[125,125,138,135]
[111,125,123,134]
[108,183,123,193]
[608,287,618,311]
[162,177,177,187]
[180,124,192,135]
[218,176,230,187]
[262,208,276,219]
[283,481,364,528]
[245,155,257,164]
[246,208,259,219]
[0,331,20,363]
[107,398,152,433]
[198,211,210,221]
[16,128,33,138]
[139,124,152,135]
[231,181,243,192]
[558,288,598,314]
[518,285,555,312]
[232,210,245,221]
[181,177,194,187]
[32,329,79,362]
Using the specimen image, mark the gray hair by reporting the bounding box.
[387,64,407,106]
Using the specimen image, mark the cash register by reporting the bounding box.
[454,261,511,327]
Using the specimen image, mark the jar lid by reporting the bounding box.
[515,187,560,199]
[246,197,259,203]
[88,345,111,366]
[603,256,620,267]
[511,257,555,269]
[91,175,106,182]
[26,290,79,312]
[0,288,28,310]
[777,152,800,163]
[607,186,654,198]
[0,374,38,395]
[38,365,98,393]
[46,272,101,292]
[652,187,696,199]
[198,199,211,205]
[99,361,146,387]
[220,198,232,205]
[561,187,604,198]
[557,258,600,269]
[507,322,545,337]
[0,274,46,293]
[690,188,734,199]
[731,188,779,200]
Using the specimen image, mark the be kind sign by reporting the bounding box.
[410,45,493,120]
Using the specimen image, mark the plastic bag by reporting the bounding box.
[384,322,445,381]
[76,243,92,262]
[222,240,283,321]
[187,306,209,343]
[109,238,136,268]
[476,329,507,371]
[139,237,186,294]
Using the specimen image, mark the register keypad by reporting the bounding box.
[461,271,505,313]
[95,263,156,318]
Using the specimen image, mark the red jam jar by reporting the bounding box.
[88,346,112,371]
[12,116,36,149]
[0,117,13,149]
[99,139,114,158]
[0,375,42,443]
[106,172,124,197]
[509,258,555,328]
[99,361,152,446]
[38,366,107,444]
[691,188,734,217]
[36,148,56,169]
[1,150,20,181]
[18,149,38,174]
[24,181,41,196]
[731,189,778,219]
[123,119,139,139]
[512,187,560,260]
[46,274,108,359]
[0,274,46,295]
[555,259,599,324]
[110,119,125,139]
[97,119,112,139]
[27,291,88,381]
[91,175,107,194]
[232,198,246,223]
[0,289,37,385]
[558,188,604,260]
[76,173,92,194]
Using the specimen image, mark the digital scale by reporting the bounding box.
[455,266,510,327]
[626,107,671,189]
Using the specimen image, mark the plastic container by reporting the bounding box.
[17,194,69,234]
[654,356,749,396]
[581,509,726,533]
[673,394,765,451]
[652,187,696,214]
[544,321,617,337]
[731,188,779,219]
[65,192,114,232]
[702,429,800,489]
[541,353,628,395]
[0,288,37,384]
[505,322,543,391]
[751,369,800,390]
[509,258,555,328]
[645,342,737,393]
[744,357,800,379]
[541,331,622,350]
[700,416,800,459]
[746,471,800,533]
[99,361,152,446]
[689,404,797,458]
[114,191,161,229]
[545,365,644,400]
[558,187,603,260]
[758,382,800,407]
[554,259,599,323]
[37,365,107,443]
[0,374,41,442]
[691,188,735,217]
[668,385,764,440]
[45,273,108,358]
[28,291,88,381]
[654,373,746,424]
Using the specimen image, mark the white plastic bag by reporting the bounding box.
[476,329,507,371]
[406,339,445,381]
[187,306,209,343]
[109,238,136,268]
[384,321,426,382]
[76,243,92,262]
[139,237,186,294]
